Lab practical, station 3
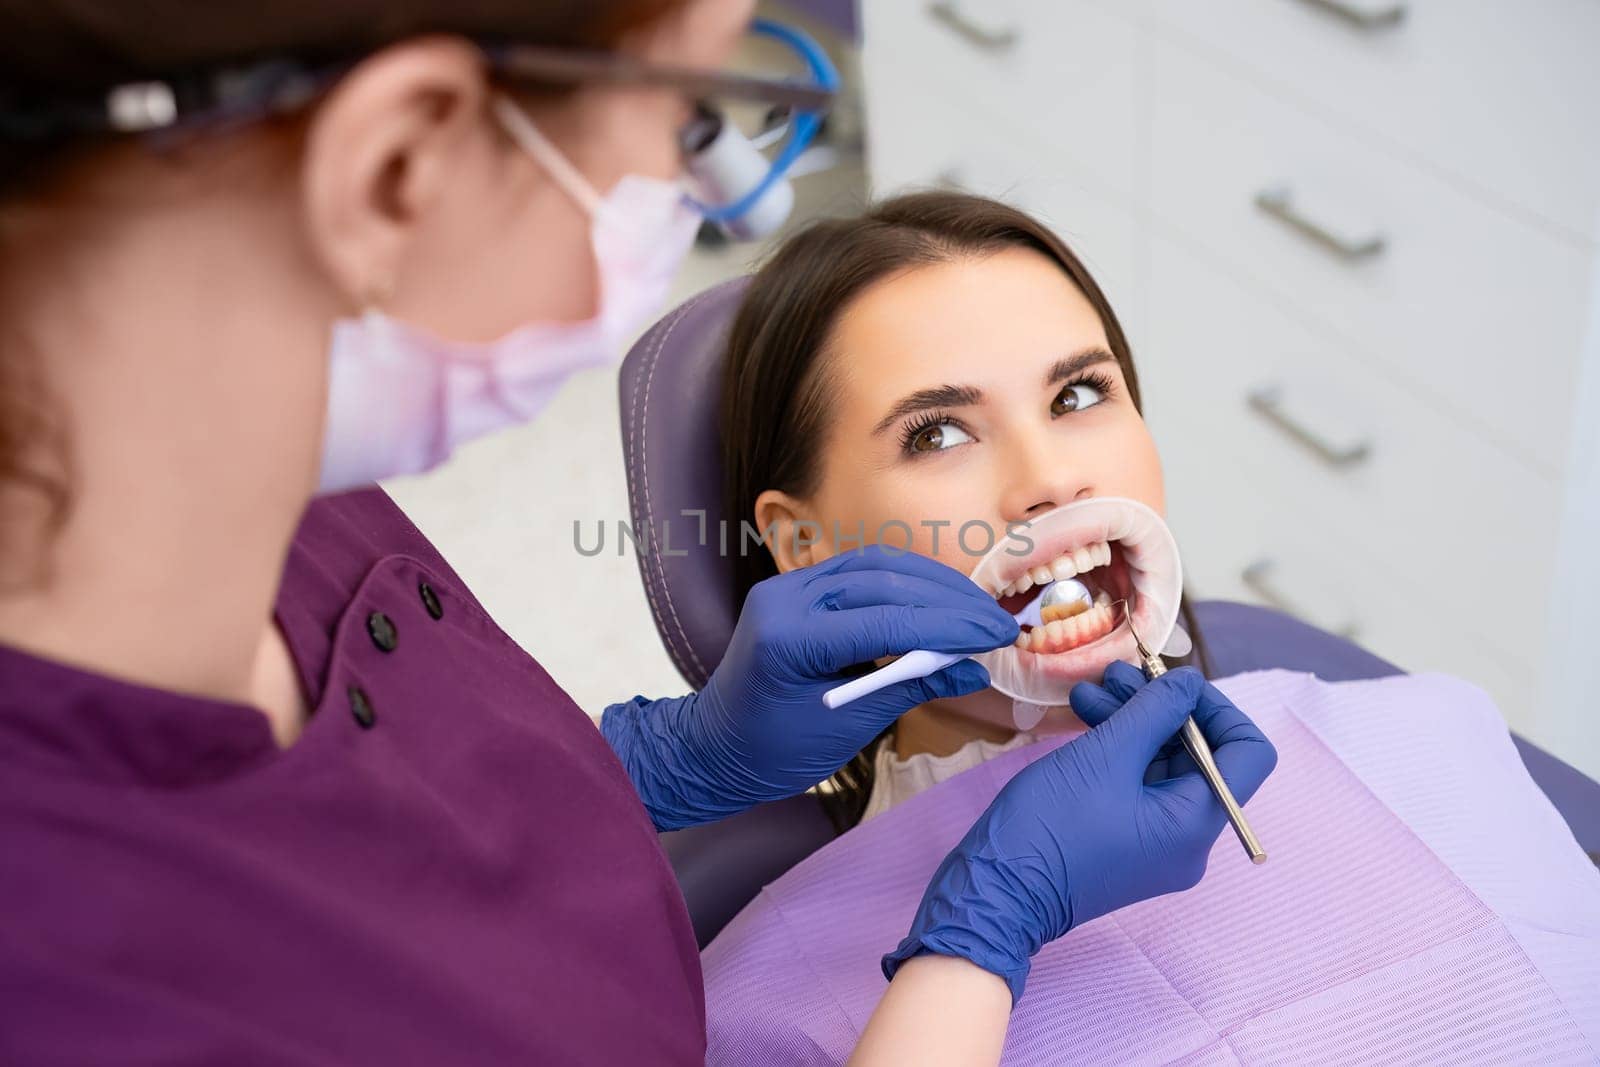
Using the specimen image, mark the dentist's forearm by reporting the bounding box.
[849,954,1011,1067]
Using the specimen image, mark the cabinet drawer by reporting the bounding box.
[1143,0,1600,242]
[865,123,1145,347]
[1147,38,1593,473]
[861,0,1140,205]
[1162,410,1535,734]
[1142,234,1560,659]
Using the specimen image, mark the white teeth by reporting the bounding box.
[1015,601,1119,655]
[996,538,1125,604]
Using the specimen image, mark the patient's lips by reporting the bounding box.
[968,497,1184,705]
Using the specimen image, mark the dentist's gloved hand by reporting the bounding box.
[883,663,1277,1003]
[601,546,1019,831]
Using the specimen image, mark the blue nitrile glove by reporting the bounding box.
[601,546,1020,831]
[883,663,1277,1003]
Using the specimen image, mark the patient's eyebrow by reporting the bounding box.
[871,384,984,435]
[1044,348,1117,387]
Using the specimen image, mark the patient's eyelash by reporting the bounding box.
[895,371,1117,455]
[1054,370,1118,413]
[898,410,971,454]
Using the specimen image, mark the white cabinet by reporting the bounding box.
[1142,0,1600,243]
[862,0,1600,775]
[1145,234,1551,717]
[1146,38,1593,473]
[860,0,1143,202]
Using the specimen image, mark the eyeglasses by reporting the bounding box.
[0,20,837,144]
[488,29,834,115]
[0,17,838,234]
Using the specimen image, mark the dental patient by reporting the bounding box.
[704,192,1600,1064]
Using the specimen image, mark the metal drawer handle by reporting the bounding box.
[1247,386,1373,469]
[927,1,1019,53]
[1254,185,1386,262]
[1295,0,1407,31]
[1242,559,1360,640]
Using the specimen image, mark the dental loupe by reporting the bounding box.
[684,18,838,241]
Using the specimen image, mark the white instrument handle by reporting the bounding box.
[821,649,966,709]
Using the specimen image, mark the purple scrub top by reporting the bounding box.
[0,488,705,1065]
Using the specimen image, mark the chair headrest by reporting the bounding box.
[618,278,750,690]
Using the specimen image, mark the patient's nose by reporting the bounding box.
[997,441,1094,523]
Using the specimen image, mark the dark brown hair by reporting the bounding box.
[0,0,684,586]
[719,191,1211,832]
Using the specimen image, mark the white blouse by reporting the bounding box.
[860,731,1037,823]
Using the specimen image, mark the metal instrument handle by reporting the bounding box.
[1295,0,1407,31]
[1254,186,1386,261]
[1242,558,1360,640]
[1139,653,1267,864]
[1247,386,1373,469]
[1179,718,1268,864]
[926,1,1019,53]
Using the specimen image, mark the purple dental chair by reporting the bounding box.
[619,278,1600,948]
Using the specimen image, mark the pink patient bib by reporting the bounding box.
[703,671,1600,1065]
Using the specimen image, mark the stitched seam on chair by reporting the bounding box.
[626,303,693,681]
[629,289,716,683]
[637,291,714,682]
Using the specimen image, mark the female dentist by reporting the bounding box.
[0,1,1275,1063]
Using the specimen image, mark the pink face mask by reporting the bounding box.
[317,96,702,494]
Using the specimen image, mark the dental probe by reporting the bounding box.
[1120,604,1268,866]
[820,579,1093,710]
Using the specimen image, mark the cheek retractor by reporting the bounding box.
[974,497,1184,705]
[818,579,1092,711]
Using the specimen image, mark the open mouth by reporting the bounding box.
[965,497,1183,705]
[993,538,1136,657]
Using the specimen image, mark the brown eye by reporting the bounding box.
[903,419,973,454]
[1052,381,1107,416]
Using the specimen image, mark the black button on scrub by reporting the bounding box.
[366,611,398,652]
[419,581,444,620]
[348,686,376,729]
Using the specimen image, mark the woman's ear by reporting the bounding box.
[300,36,490,305]
[754,490,827,573]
